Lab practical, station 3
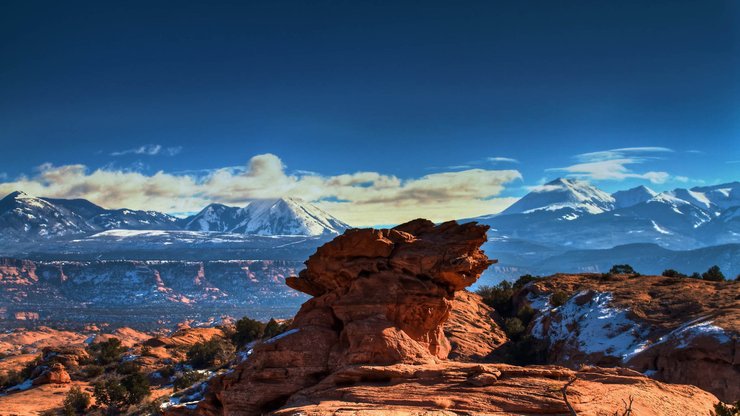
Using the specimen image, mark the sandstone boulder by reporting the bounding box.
[32,363,71,385]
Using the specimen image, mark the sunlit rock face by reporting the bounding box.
[186,219,493,415]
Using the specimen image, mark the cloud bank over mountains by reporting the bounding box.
[548,147,676,184]
[0,154,521,226]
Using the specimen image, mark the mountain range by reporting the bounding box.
[0,191,349,241]
[472,178,739,250]
[0,179,737,278]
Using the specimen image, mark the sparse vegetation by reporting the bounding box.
[89,338,126,365]
[550,290,569,307]
[84,364,105,378]
[662,269,687,278]
[187,337,236,369]
[609,264,637,275]
[476,275,549,365]
[173,370,208,391]
[93,371,150,413]
[702,265,725,282]
[263,318,290,340]
[62,385,91,415]
[712,401,740,416]
[504,317,526,340]
[232,316,266,346]
[476,281,515,316]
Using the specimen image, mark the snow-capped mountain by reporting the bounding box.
[612,185,657,209]
[501,178,615,216]
[0,192,349,242]
[88,208,180,230]
[182,203,243,232]
[183,198,349,236]
[0,191,96,240]
[473,179,740,251]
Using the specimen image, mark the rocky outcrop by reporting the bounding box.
[445,290,507,361]
[518,273,740,402]
[274,364,717,416]
[31,363,71,385]
[167,220,721,415]
[182,219,493,415]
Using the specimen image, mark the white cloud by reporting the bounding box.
[111,144,182,156]
[486,156,519,163]
[549,147,674,184]
[0,154,522,227]
[487,157,519,163]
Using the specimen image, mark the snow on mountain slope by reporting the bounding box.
[474,179,739,250]
[0,191,95,240]
[231,198,349,236]
[89,208,180,230]
[612,185,657,209]
[689,182,740,210]
[182,203,243,232]
[183,198,349,236]
[501,178,615,216]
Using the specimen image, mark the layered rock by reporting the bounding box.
[518,273,740,402]
[167,220,721,415]
[31,363,71,385]
[275,364,717,416]
[183,219,493,415]
[445,290,507,361]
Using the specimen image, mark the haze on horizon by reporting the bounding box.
[1,1,738,226]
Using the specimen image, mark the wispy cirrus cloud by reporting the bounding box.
[486,156,519,163]
[0,154,521,226]
[548,147,675,184]
[110,144,183,157]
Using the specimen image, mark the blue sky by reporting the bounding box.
[0,1,738,225]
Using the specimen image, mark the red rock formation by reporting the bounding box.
[517,273,740,402]
[274,364,718,416]
[445,290,508,361]
[166,221,722,416]
[187,219,493,415]
[31,363,71,385]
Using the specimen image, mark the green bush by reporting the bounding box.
[516,305,536,326]
[550,290,569,307]
[702,265,725,282]
[83,364,105,378]
[173,370,208,391]
[690,272,702,279]
[187,338,235,369]
[263,318,291,340]
[0,369,25,389]
[662,269,687,278]
[93,377,129,411]
[232,316,266,346]
[120,372,150,406]
[89,338,126,365]
[116,360,140,375]
[93,372,150,412]
[609,264,636,275]
[475,281,515,316]
[62,385,91,415]
[712,401,740,416]
[504,317,526,341]
[513,274,542,290]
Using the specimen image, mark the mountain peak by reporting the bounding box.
[612,185,658,209]
[501,178,614,215]
[2,190,29,200]
[183,198,349,236]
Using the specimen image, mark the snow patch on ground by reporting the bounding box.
[264,328,299,344]
[531,291,649,362]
